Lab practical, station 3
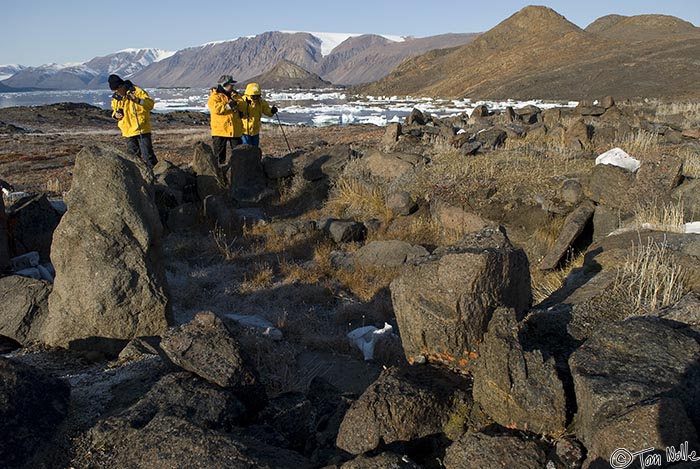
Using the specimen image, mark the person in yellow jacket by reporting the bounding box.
[240,82,278,147]
[108,74,157,166]
[207,75,244,165]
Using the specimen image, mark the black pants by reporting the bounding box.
[126,133,158,166]
[213,136,243,164]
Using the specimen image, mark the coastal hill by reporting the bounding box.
[243,59,331,90]
[358,6,700,100]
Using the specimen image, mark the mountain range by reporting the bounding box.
[359,6,700,100]
[0,32,477,91]
[2,6,699,100]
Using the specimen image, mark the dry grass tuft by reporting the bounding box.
[634,200,686,233]
[278,256,323,285]
[238,261,274,294]
[613,237,688,314]
[277,173,314,205]
[531,251,586,305]
[679,147,700,179]
[378,212,447,247]
[618,129,660,157]
[655,101,700,126]
[279,240,400,303]
[333,264,400,303]
[326,177,392,222]
[414,142,591,208]
[211,225,240,261]
[44,178,62,194]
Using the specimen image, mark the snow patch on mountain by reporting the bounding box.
[115,48,175,63]
[0,64,27,81]
[282,31,406,56]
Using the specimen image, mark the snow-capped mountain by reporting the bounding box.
[131,31,477,88]
[1,48,174,90]
[85,48,175,78]
[0,31,477,90]
[0,64,27,81]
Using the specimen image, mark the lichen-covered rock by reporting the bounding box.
[160,311,266,413]
[336,365,470,455]
[472,308,567,435]
[43,145,171,353]
[390,227,531,371]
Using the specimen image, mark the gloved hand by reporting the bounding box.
[271,106,278,115]
[114,110,124,120]
[127,92,140,103]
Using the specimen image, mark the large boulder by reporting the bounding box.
[323,219,366,243]
[336,365,471,455]
[363,149,427,181]
[227,144,271,203]
[569,317,700,465]
[160,311,266,414]
[472,308,567,435]
[587,152,683,211]
[203,194,240,233]
[390,227,531,371]
[564,118,590,149]
[538,201,595,270]
[430,198,493,235]
[0,196,9,272]
[153,159,192,193]
[297,144,355,181]
[42,145,171,353]
[191,141,228,201]
[474,127,507,149]
[6,193,62,262]
[586,162,637,208]
[262,152,297,179]
[0,275,51,345]
[351,240,428,268]
[443,432,547,469]
[0,358,70,468]
[82,413,313,469]
[341,452,421,468]
[98,371,248,432]
[381,122,402,150]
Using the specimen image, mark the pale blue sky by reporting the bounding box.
[2,0,698,66]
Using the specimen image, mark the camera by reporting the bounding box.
[112,92,123,101]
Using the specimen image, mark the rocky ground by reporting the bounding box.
[2,100,700,468]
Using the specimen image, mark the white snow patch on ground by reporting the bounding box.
[683,222,700,234]
[595,147,641,173]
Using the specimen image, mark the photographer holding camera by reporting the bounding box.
[240,82,277,147]
[108,74,158,167]
[207,74,244,165]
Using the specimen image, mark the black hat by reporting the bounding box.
[217,74,237,87]
[108,74,125,90]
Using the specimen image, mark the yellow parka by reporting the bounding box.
[207,88,244,138]
[110,85,154,137]
[241,95,273,137]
